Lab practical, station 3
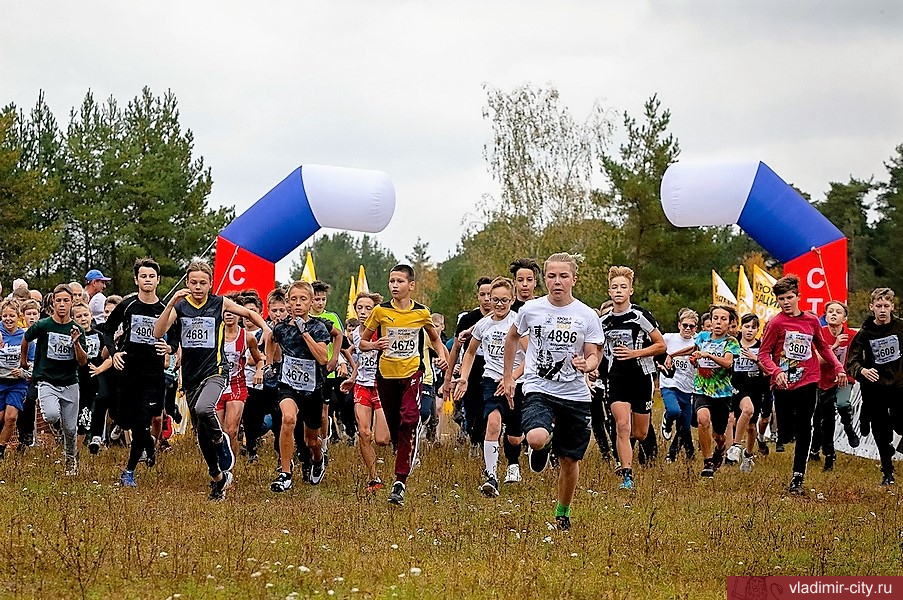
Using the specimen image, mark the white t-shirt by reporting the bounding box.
[89,292,107,324]
[515,296,604,403]
[351,328,379,387]
[660,332,696,394]
[471,311,522,381]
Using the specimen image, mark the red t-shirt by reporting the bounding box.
[818,324,855,389]
[758,311,842,390]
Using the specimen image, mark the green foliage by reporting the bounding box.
[871,145,903,296]
[290,232,397,308]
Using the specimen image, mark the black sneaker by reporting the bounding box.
[757,439,770,456]
[387,481,406,506]
[480,473,500,498]
[881,472,895,487]
[808,452,821,462]
[145,439,157,468]
[248,451,259,464]
[209,471,233,502]
[270,472,293,492]
[788,473,805,495]
[823,453,835,472]
[775,443,785,453]
[309,458,325,485]
[88,436,102,455]
[660,414,673,441]
[528,434,553,473]
[712,447,724,472]
[555,515,571,531]
[217,433,236,474]
[844,423,860,448]
[700,460,715,479]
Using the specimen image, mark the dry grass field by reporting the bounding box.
[1,413,902,599]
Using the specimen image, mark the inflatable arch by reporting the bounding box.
[213,165,396,299]
[660,161,847,314]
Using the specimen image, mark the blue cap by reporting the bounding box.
[85,269,111,282]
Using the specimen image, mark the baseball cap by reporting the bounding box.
[85,269,112,282]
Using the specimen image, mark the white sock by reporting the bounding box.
[484,441,500,478]
[321,436,328,453]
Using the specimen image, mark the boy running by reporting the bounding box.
[728,314,770,471]
[845,288,903,486]
[758,275,844,494]
[0,300,33,457]
[21,284,89,475]
[154,261,270,500]
[361,264,449,506]
[503,253,603,529]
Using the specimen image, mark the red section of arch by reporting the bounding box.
[213,235,276,313]
[783,237,848,316]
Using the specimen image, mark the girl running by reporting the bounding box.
[659,308,698,463]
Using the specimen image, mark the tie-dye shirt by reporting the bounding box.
[692,331,740,398]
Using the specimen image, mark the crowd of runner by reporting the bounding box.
[1,253,901,529]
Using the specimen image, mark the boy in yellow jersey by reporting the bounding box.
[361,264,449,505]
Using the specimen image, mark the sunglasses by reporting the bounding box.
[680,323,697,330]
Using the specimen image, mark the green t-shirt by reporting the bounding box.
[25,317,87,386]
[314,311,342,378]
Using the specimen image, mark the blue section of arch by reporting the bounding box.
[219,166,320,263]
[736,162,844,263]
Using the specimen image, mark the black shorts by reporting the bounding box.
[118,375,166,430]
[606,374,653,415]
[481,378,524,438]
[278,386,324,430]
[521,392,591,460]
[694,394,731,435]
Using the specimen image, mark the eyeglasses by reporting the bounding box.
[491,297,511,305]
[680,323,697,330]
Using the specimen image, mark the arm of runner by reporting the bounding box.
[813,322,845,384]
[612,328,666,360]
[223,297,271,336]
[19,337,30,370]
[104,300,126,357]
[72,326,88,367]
[501,324,520,402]
[453,337,479,401]
[89,356,113,377]
[572,342,601,373]
[325,324,343,372]
[443,336,463,395]
[426,322,449,371]
[154,289,188,339]
[694,349,734,369]
[358,325,388,352]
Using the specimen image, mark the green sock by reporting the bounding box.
[555,503,570,518]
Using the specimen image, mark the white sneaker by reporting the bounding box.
[740,451,755,473]
[504,464,522,484]
[88,436,103,455]
[726,443,742,464]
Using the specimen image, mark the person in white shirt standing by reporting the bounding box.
[502,253,603,530]
[85,269,111,324]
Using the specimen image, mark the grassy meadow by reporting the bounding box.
[1,411,902,599]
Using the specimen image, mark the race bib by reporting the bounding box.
[833,345,848,365]
[697,340,724,369]
[47,331,74,361]
[85,334,101,359]
[281,354,317,392]
[385,327,419,359]
[606,329,633,355]
[485,331,506,359]
[783,331,813,361]
[870,335,901,366]
[734,348,759,373]
[672,356,692,373]
[181,317,216,349]
[0,345,20,367]
[129,315,158,345]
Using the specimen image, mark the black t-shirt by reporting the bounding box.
[105,293,168,376]
[599,304,660,379]
[456,308,487,383]
[172,295,226,390]
[272,316,332,391]
[733,339,768,392]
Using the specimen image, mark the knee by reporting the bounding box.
[697,413,711,429]
[633,424,648,440]
[358,426,372,443]
[615,419,631,437]
[525,428,550,449]
[281,414,297,430]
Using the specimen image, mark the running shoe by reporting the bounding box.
[16,434,33,453]
[217,433,236,474]
[881,472,895,487]
[366,477,383,493]
[121,470,137,487]
[503,464,522,484]
[618,473,635,490]
[145,441,157,468]
[481,473,500,497]
[740,451,755,474]
[726,443,742,464]
[387,481,406,506]
[64,458,78,477]
[844,423,860,448]
[823,453,835,472]
[88,436,102,455]
[528,434,553,473]
[109,425,122,441]
[775,442,785,453]
[270,472,293,493]
[555,516,571,531]
[808,451,821,462]
[209,471,233,501]
[309,458,325,485]
[248,451,259,464]
[787,473,805,495]
[757,439,770,456]
[660,414,673,441]
[712,447,724,472]
[700,460,715,479]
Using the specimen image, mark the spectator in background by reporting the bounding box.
[85,270,112,324]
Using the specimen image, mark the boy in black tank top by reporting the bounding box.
[154,261,270,501]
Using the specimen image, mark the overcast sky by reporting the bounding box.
[3,1,901,281]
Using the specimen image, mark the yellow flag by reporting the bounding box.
[737,266,754,317]
[357,264,369,294]
[346,276,358,322]
[712,270,738,306]
[752,265,779,333]
[300,251,316,283]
